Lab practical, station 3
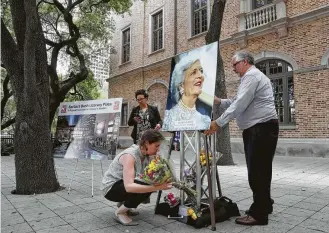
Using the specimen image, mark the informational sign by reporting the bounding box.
[53,98,122,160]
[162,42,218,131]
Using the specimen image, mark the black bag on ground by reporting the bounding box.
[188,196,240,228]
[155,196,240,229]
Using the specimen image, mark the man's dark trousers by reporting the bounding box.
[243,119,279,223]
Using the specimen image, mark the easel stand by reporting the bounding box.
[68,159,104,197]
[155,131,222,231]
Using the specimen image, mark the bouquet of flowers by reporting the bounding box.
[138,155,176,185]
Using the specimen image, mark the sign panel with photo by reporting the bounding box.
[162,42,218,131]
[53,98,122,160]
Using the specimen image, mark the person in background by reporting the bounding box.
[128,89,162,144]
[101,129,172,226]
[205,51,279,226]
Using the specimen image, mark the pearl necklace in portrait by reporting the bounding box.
[178,99,196,120]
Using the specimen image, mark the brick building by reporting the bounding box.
[107,0,329,152]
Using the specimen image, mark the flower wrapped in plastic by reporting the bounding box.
[138,155,176,185]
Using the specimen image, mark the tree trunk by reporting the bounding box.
[1,0,60,194]
[205,0,234,165]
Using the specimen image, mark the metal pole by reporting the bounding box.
[68,159,79,194]
[100,160,104,177]
[195,131,201,208]
[211,133,217,198]
[204,135,216,231]
[92,160,94,197]
[180,132,185,204]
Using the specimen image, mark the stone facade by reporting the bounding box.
[108,0,329,139]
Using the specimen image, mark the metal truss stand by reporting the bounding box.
[68,159,104,197]
[155,131,222,231]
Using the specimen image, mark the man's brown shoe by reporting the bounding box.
[235,215,268,226]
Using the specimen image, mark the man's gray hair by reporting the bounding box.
[170,56,201,104]
[232,51,255,65]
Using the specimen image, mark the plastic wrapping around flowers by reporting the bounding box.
[138,155,198,209]
[138,155,177,185]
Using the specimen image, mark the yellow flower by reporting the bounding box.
[191,213,197,220]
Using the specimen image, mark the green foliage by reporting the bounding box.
[64,71,101,102]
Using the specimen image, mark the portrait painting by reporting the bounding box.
[162,42,218,132]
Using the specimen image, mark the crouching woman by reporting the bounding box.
[101,129,172,225]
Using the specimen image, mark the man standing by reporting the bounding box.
[205,51,279,225]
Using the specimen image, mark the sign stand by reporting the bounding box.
[155,131,222,231]
[68,159,104,197]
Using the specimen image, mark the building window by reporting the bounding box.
[122,27,130,63]
[253,0,274,9]
[192,0,208,36]
[256,59,295,125]
[121,103,128,126]
[151,10,163,52]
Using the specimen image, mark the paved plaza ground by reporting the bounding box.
[1,152,329,233]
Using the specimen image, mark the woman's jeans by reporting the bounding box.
[104,180,152,208]
[243,119,279,222]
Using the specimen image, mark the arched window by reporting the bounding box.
[256,59,295,125]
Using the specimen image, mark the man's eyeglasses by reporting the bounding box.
[136,98,145,102]
[233,60,243,67]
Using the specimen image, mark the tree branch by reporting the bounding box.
[68,0,85,12]
[69,85,84,100]
[10,0,27,50]
[1,19,19,75]
[1,117,16,130]
[1,72,13,121]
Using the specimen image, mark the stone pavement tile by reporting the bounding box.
[35,193,61,200]
[1,222,33,233]
[271,189,291,198]
[238,221,295,233]
[114,220,156,233]
[274,195,306,206]
[87,207,117,224]
[209,219,250,233]
[70,217,110,232]
[142,228,172,233]
[320,205,329,213]
[40,200,75,210]
[286,226,327,233]
[309,211,329,223]
[19,207,57,221]
[282,207,316,218]
[5,195,38,205]
[143,214,176,227]
[299,218,329,232]
[62,212,97,224]
[303,196,329,205]
[292,201,326,211]
[160,221,199,233]
[1,203,15,211]
[1,211,25,227]
[270,213,308,225]
[35,224,80,233]
[78,201,107,211]
[13,200,45,210]
[53,205,85,216]
[272,204,289,214]
[70,197,98,205]
[83,226,122,233]
[28,216,67,231]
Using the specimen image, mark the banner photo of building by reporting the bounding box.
[53,98,122,160]
[162,42,218,131]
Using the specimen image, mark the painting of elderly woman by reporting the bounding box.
[162,42,217,131]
